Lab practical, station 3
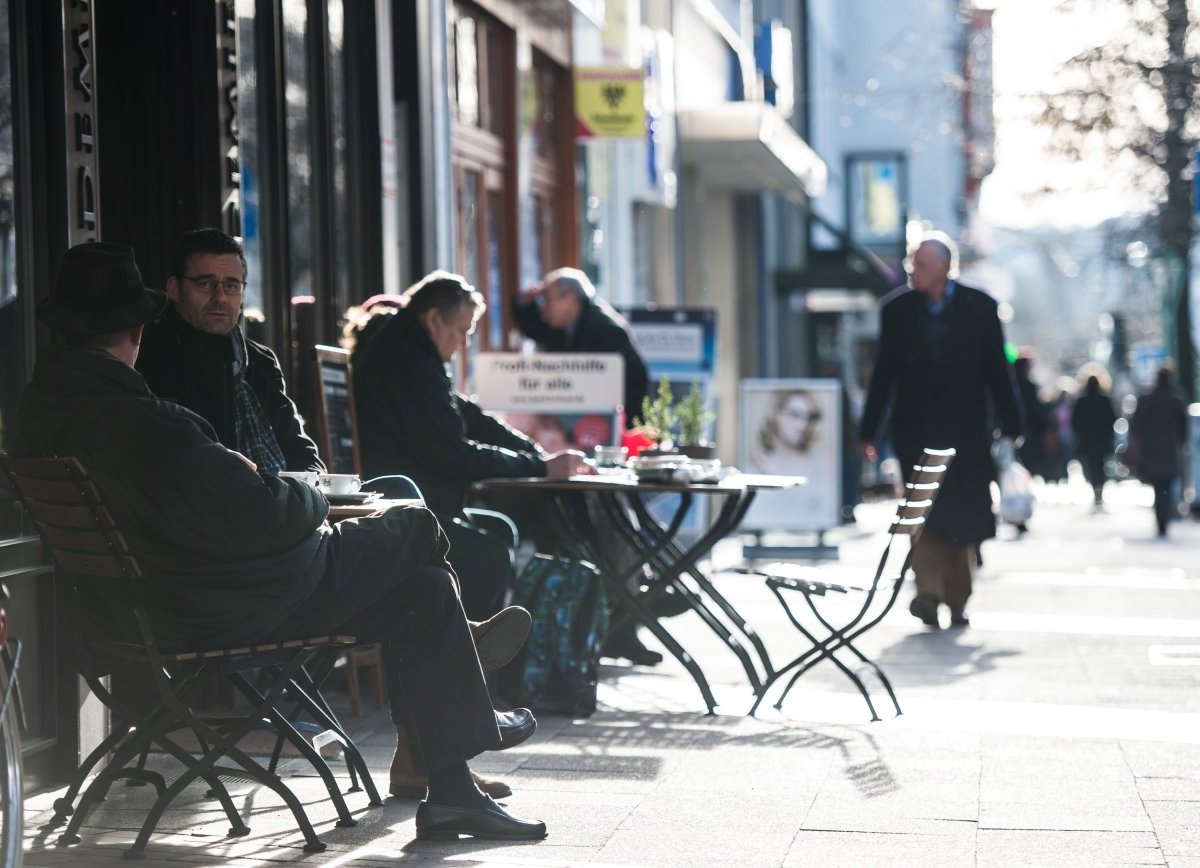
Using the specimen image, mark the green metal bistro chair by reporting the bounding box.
[741,447,955,721]
[1,454,382,859]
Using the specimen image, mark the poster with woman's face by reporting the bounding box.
[739,379,842,532]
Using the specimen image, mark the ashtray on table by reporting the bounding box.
[627,456,723,484]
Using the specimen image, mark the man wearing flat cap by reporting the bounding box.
[12,242,549,841]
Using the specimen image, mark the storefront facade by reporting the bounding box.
[0,0,579,791]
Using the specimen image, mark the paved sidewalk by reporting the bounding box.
[22,477,1200,866]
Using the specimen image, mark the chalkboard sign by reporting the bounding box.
[313,345,361,475]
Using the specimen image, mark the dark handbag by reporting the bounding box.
[500,554,609,716]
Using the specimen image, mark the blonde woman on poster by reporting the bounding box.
[750,390,823,476]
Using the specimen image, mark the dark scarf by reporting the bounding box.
[229,331,286,475]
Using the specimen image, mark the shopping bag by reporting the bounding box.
[998,459,1035,525]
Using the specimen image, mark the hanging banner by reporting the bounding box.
[575,67,645,139]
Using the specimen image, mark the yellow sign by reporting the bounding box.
[574,67,645,139]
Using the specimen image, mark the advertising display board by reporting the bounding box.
[738,379,842,533]
[623,306,717,424]
[473,352,625,452]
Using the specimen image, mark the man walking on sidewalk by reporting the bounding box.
[860,232,1022,628]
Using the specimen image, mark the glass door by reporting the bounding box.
[0,0,64,791]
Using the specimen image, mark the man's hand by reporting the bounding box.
[229,449,258,472]
[545,450,594,478]
[859,441,877,462]
[518,282,545,303]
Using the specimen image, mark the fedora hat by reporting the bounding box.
[38,242,167,334]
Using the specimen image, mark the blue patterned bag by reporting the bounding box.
[503,554,609,716]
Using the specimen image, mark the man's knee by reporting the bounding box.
[408,565,461,612]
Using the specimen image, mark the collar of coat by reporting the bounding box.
[33,344,152,398]
[160,304,249,380]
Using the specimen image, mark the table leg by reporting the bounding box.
[625,492,776,688]
[603,492,766,693]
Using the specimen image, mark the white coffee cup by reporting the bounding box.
[278,471,319,487]
[318,473,362,496]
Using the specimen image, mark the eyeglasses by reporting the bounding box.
[182,275,247,296]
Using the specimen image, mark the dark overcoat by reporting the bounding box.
[1071,389,1117,461]
[136,305,323,472]
[512,294,650,418]
[14,346,450,652]
[353,309,546,516]
[860,283,1022,546]
[1130,384,1187,483]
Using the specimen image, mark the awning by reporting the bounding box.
[678,102,827,197]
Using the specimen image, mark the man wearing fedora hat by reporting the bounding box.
[13,241,549,841]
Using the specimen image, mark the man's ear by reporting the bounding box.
[164,276,181,302]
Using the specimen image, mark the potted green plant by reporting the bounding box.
[676,380,716,460]
[632,376,677,455]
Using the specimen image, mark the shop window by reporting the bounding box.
[532,53,558,161]
[282,0,314,302]
[451,10,480,127]
[450,3,512,353]
[328,0,350,319]
[450,3,506,136]
[0,0,17,458]
[459,169,480,288]
[235,0,264,320]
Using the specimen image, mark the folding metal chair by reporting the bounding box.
[1,454,382,859]
[742,448,955,721]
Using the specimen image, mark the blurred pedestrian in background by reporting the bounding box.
[1041,385,1075,484]
[1129,367,1187,538]
[1013,354,1048,480]
[1071,374,1117,508]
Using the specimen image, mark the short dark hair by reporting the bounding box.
[401,270,485,321]
[171,228,246,279]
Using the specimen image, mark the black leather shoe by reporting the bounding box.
[415,796,547,840]
[909,595,940,628]
[494,707,536,750]
[948,605,970,627]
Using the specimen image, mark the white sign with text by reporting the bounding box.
[473,353,625,411]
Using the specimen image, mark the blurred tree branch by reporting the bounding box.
[1036,0,1199,396]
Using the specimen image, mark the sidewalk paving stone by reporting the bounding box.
[21,477,1200,865]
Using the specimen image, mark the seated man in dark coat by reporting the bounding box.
[16,242,546,841]
[512,267,650,422]
[136,228,321,476]
[352,272,590,619]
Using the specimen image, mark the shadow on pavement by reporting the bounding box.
[877,627,1021,685]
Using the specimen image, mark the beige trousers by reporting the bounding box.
[911,529,975,607]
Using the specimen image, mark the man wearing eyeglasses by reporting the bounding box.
[137,228,322,475]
